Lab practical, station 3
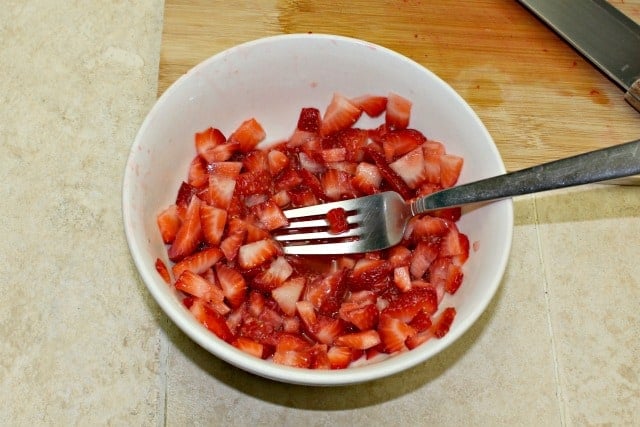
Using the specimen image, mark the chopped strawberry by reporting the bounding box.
[274,167,303,191]
[243,150,269,173]
[229,118,266,152]
[208,162,242,209]
[232,336,265,359]
[187,156,208,188]
[176,270,224,303]
[339,302,378,331]
[168,196,202,262]
[157,204,181,244]
[304,269,348,315]
[410,215,449,240]
[201,141,239,163]
[335,330,381,350]
[429,257,464,294]
[215,264,247,308]
[235,170,272,196]
[155,258,171,284]
[172,247,223,278]
[408,309,433,332]
[288,187,319,207]
[200,204,227,246]
[431,307,456,338]
[298,150,325,174]
[389,146,427,189]
[350,94,387,117]
[393,266,412,292]
[296,107,322,133]
[253,256,294,292]
[327,345,355,369]
[195,127,226,158]
[378,315,415,353]
[320,93,362,136]
[439,153,464,188]
[237,239,280,269]
[220,228,246,261]
[267,149,290,175]
[175,181,198,214]
[347,258,392,291]
[382,287,438,322]
[385,92,412,130]
[326,207,349,234]
[321,147,347,163]
[313,315,346,345]
[364,145,413,199]
[423,139,446,155]
[288,129,319,148]
[423,153,442,184]
[409,241,439,279]
[440,227,470,262]
[272,334,312,368]
[247,290,266,317]
[382,129,426,162]
[189,298,234,342]
[271,189,291,207]
[252,199,288,230]
[321,169,354,201]
[351,162,382,195]
[335,128,369,162]
[310,344,331,369]
[271,276,306,316]
[243,221,271,243]
[387,245,412,268]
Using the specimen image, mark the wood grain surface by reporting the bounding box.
[159,0,640,170]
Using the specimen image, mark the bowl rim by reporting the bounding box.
[122,32,514,386]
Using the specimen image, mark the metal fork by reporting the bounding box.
[274,138,640,255]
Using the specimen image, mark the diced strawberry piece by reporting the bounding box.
[408,309,433,332]
[410,241,439,279]
[335,330,381,350]
[237,239,280,270]
[247,290,266,317]
[350,162,382,195]
[288,129,319,148]
[326,207,349,234]
[168,196,202,262]
[267,150,290,175]
[423,139,446,155]
[327,345,354,369]
[350,94,387,117]
[431,307,456,338]
[201,142,240,163]
[364,145,413,199]
[310,344,331,369]
[208,162,242,209]
[429,257,464,294]
[271,276,306,316]
[189,298,234,342]
[382,129,426,162]
[243,150,269,173]
[175,270,224,302]
[344,290,378,306]
[387,245,412,268]
[229,118,266,152]
[253,199,288,230]
[313,315,346,345]
[243,221,270,243]
[304,269,348,315]
[282,315,301,333]
[321,147,347,163]
[393,266,412,292]
[389,147,427,189]
[320,93,362,136]
[378,315,415,353]
[382,287,438,322]
[188,156,208,188]
[175,181,198,214]
[253,256,294,292]
[235,170,272,196]
[215,264,247,308]
[275,167,303,191]
[199,204,227,246]
[334,128,369,162]
[232,336,265,359]
[271,189,291,207]
[157,204,181,244]
[220,228,246,261]
[339,303,378,331]
[296,107,322,133]
[155,258,171,284]
[385,92,412,130]
[195,127,226,158]
[288,187,319,207]
[272,334,312,368]
[347,258,393,291]
[423,153,442,184]
[321,169,354,201]
[298,150,325,174]
[172,247,224,278]
[440,227,470,261]
[410,215,449,241]
[439,153,464,188]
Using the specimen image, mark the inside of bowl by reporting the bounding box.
[123,33,513,385]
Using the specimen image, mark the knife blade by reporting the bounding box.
[517,0,640,112]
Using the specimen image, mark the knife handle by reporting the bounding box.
[625,79,640,113]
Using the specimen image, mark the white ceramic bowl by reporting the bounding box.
[122,34,513,386]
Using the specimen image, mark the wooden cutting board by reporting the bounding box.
[158,0,640,170]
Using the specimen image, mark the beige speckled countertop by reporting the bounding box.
[1,1,639,426]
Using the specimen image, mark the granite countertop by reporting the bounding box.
[1,1,639,425]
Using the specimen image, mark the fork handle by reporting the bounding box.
[412,138,640,214]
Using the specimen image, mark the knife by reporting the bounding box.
[517,0,640,112]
